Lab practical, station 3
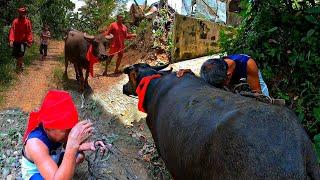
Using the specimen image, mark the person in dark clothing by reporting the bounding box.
[177,54,269,96]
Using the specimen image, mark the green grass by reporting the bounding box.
[52,66,64,89]
[57,54,65,64]
[0,43,39,106]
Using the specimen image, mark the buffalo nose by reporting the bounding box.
[123,84,130,96]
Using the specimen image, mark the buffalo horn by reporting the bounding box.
[83,33,94,40]
[105,34,113,39]
[151,64,170,71]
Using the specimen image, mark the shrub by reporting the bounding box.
[219,1,320,141]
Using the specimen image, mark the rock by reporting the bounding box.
[13,151,19,156]
[2,168,9,177]
[11,140,17,146]
[6,174,14,180]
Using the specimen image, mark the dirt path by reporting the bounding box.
[0,41,64,111]
[0,39,215,179]
[0,41,169,180]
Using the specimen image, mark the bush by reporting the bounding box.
[0,25,39,95]
[0,26,16,91]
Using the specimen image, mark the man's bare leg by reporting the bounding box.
[103,55,114,76]
[114,52,124,74]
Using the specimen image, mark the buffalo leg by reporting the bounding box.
[74,64,80,82]
[84,67,89,88]
[64,57,68,78]
[78,66,85,92]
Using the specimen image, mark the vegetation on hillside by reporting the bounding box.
[219,0,320,160]
[67,0,128,35]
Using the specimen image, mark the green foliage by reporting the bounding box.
[218,0,320,139]
[0,0,74,38]
[67,0,128,35]
[314,134,320,163]
[52,67,64,88]
[39,0,75,38]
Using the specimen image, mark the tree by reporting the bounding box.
[39,0,75,38]
[67,0,128,35]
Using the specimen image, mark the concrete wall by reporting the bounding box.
[171,13,225,62]
[227,12,242,26]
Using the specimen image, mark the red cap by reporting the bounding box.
[23,90,79,141]
[18,7,27,14]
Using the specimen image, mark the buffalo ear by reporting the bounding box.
[84,33,94,43]
[105,34,113,40]
[124,66,134,74]
[159,67,173,75]
[129,70,138,81]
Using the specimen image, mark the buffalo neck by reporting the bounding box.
[143,78,161,114]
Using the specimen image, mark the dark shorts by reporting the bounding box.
[39,44,48,56]
[12,42,26,59]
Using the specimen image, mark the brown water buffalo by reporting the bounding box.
[64,30,113,92]
[123,63,320,180]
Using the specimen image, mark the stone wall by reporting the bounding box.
[227,12,242,26]
[171,13,226,62]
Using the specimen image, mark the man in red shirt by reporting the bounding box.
[9,7,33,72]
[103,14,136,75]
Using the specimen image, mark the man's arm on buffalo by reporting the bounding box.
[176,69,194,77]
[246,59,262,94]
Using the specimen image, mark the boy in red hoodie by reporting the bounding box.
[9,7,33,72]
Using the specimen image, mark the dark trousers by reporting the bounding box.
[39,44,48,56]
[12,42,26,59]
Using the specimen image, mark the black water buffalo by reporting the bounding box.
[123,63,320,180]
[64,30,113,91]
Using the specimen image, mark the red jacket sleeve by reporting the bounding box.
[9,20,16,42]
[26,19,33,44]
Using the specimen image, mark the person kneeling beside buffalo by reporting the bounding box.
[21,90,109,180]
[177,54,270,96]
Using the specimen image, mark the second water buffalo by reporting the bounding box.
[64,30,112,92]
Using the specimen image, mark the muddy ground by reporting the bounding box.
[0,40,214,180]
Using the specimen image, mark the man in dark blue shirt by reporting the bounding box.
[177,54,269,96]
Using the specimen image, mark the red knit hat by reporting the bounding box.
[23,90,79,141]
